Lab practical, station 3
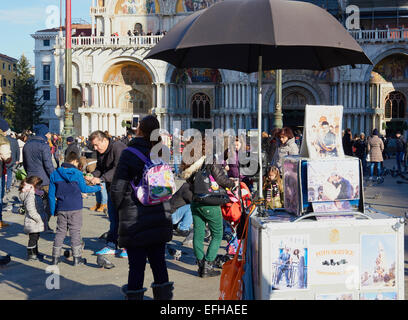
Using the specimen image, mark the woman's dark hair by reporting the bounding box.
[138,115,162,148]
[279,127,294,140]
[19,176,43,192]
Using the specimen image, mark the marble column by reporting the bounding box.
[80,113,88,137]
[359,114,364,134]
[91,113,99,132]
[375,84,381,108]
[339,82,343,106]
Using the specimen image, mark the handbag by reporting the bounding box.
[193,164,230,205]
[219,204,255,300]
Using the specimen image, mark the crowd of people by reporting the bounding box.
[0,115,406,300]
[342,128,407,180]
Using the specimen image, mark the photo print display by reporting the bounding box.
[301,105,344,159]
[359,292,397,300]
[307,158,360,203]
[283,158,300,215]
[316,293,354,300]
[269,234,309,291]
[360,234,397,289]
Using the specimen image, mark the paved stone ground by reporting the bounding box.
[0,158,407,300]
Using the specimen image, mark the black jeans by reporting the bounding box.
[126,243,169,290]
[28,233,40,249]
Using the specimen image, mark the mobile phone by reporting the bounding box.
[132,114,139,130]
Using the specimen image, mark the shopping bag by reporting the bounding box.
[219,204,255,300]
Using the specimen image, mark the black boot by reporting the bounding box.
[73,256,87,266]
[120,284,147,300]
[198,259,221,278]
[27,248,37,261]
[33,246,44,261]
[151,282,174,300]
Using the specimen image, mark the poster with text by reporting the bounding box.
[307,158,360,202]
[269,234,309,291]
[309,244,359,286]
[360,234,397,289]
[302,105,344,159]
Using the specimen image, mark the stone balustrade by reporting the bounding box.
[90,7,106,15]
[57,35,164,49]
[349,28,408,43]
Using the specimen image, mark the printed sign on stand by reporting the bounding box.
[309,244,359,286]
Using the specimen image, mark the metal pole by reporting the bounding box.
[63,0,74,149]
[258,55,263,199]
[272,69,283,129]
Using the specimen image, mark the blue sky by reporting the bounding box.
[0,0,91,66]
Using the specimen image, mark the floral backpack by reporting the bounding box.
[126,147,176,206]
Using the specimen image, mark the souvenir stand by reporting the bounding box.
[247,105,405,300]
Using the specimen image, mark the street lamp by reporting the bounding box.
[272,69,283,129]
[62,0,75,149]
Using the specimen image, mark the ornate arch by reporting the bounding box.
[265,80,324,113]
[363,45,408,82]
[94,55,158,84]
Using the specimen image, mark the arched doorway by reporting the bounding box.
[104,61,153,125]
[191,93,211,132]
[282,86,316,131]
[384,91,406,135]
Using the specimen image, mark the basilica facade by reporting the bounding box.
[32,0,408,137]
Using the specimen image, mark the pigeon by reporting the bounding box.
[167,246,186,261]
[0,254,11,266]
[96,255,115,269]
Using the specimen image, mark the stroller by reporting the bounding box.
[214,181,253,268]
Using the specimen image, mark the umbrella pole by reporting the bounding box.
[257,55,263,200]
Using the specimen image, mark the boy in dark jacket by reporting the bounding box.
[49,152,101,266]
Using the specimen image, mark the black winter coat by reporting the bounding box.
[111,137,172,249]
[91,139,127,190]
[181,156,235,196]
[169,182,193,213]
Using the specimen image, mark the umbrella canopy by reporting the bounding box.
[145,0,372,71]
[145,0,372,199]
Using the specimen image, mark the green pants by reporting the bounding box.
[191,203,223,262]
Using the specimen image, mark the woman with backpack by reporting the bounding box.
[181,138,238,278]
[111,115,174,300]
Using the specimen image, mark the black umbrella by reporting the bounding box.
[145,0,372,198]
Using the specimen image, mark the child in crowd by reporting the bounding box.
[49,152,101,266]
[263,166,284,210]
[19,176,46,261]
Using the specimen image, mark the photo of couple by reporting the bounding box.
[307,158,360,202]
[302,105,344,159]
[270,235,308,291]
